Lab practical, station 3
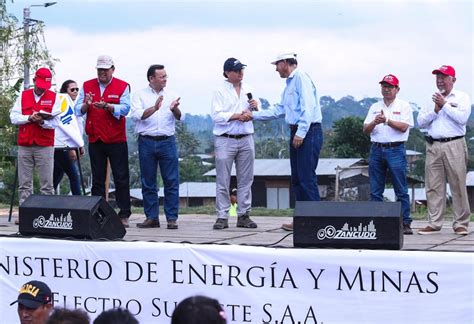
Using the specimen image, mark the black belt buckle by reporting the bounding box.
[425,136,434,144]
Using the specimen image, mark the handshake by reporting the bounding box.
[238,109,254,122]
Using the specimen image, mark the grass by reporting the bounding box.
[4,203,473,221]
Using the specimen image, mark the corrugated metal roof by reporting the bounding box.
[175,182,216,198]
[406,150,422,156]
[204,158,363,177]
[466,171,474,186]
[384,187,452,202]
[127,182,216,200]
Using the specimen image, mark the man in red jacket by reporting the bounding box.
[74,55,131,227]
[10,68,60,217]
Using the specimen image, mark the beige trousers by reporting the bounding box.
[425,138,470,230]
[18,145,55,205]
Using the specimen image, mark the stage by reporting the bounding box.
[1,209,473,323]
[0,210,473,251]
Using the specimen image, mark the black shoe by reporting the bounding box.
[136,219,160,228]
[403,223,413,235]
[237,214,257,228]
[213,218,229,230]
[120,218,129,228]
[167,220,178,229]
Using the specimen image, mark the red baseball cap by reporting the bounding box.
[34,67,52,89]
[432,65,455,77]
[379,74,399,86]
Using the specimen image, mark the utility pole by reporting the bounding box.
[23,7,30,89]
[22,2,57,90]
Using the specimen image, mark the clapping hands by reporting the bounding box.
[374,110,386,125]
[432,92,446,113]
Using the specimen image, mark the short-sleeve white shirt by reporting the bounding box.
[130,86,180,136]
[364,98,414,143]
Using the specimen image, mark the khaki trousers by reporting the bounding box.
[425,138,470,230]
[18,145,55,205]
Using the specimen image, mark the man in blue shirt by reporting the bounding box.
[252,53,323,231]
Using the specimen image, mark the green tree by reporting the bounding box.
[176,122,200,158]
[0,1,56,203]
[329,116,371,158]
[255,138,288,159]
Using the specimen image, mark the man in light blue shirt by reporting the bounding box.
[252,53,323,231]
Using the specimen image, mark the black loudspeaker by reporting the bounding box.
[19,195,126,240]
[294,201,403,250]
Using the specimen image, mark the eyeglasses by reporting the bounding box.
[69,88,79,92]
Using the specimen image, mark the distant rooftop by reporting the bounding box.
[126,182,216,200]
[204,158,364,177]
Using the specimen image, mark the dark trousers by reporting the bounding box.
[290,123,323,201]
[89,141,131,218]
[53,149,82,195]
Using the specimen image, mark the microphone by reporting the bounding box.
[247,93,257,111]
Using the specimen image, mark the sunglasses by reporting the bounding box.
[69,88,79,92]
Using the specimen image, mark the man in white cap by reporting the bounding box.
[211,57,259,230]
[75,55,132,227]
[252,53,322,231]
[363,74,414,235]
[10,67,60,220]
[417,65,471,235]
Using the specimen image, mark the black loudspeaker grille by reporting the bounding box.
[294,201,403,250]
[19,195,126,240]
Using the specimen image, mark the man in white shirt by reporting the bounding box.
[130,64,181,229]
[417,65,471,235]
[363,74,414,234]
[10,68,60,217]
[211,57,259,230]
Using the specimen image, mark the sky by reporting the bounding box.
[6,0,474,115]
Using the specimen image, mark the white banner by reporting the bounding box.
[0,237,472,323]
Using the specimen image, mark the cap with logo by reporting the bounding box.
[10,280,52,309]
[379,74,399,87]
[432,65,455,77]
[271,52,297,65]
[223,58,246,72]
[34,68,52,90]
[96,55,115,69]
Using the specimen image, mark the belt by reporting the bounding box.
[426,135,464,143]
[220,133,249,139]
[372,141,405,148]
[140,134,170,141]
[289,122,320,132]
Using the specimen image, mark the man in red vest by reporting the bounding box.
[74,55,131,227]
[10,67,60,219]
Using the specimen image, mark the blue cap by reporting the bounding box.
[223,58,246,72]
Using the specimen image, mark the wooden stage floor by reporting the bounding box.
[0,210,472,252]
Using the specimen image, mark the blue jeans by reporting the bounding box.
[138,135,179,222]
[369,144,411,224]
[53,149,82,195]
[290,123,323,201]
